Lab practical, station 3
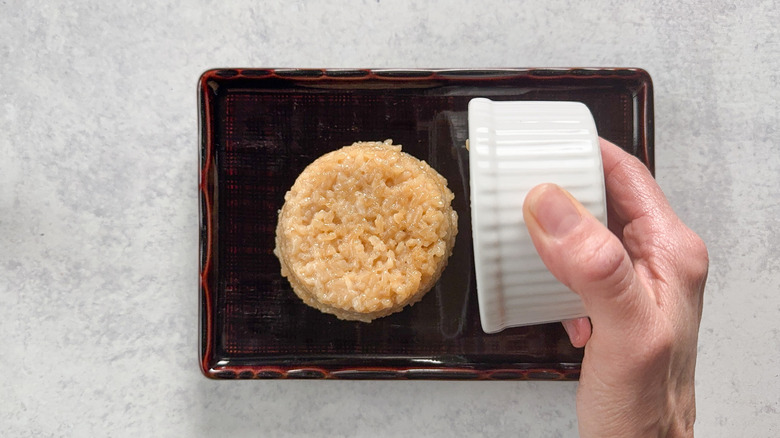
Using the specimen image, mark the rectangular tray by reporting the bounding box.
[199,68,654,380]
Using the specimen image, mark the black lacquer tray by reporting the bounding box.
[199,68,653,379]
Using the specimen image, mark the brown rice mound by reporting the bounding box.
[274,140,458,322]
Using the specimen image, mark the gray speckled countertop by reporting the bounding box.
[2,1,778,436]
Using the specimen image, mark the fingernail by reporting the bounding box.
[561,319,581,345]
[561,318,591,348]
[529,184,582,237]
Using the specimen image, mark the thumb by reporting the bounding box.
[523,184,652,336]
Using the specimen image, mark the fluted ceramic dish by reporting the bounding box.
[469,99,607,333]
[199,68,654,380]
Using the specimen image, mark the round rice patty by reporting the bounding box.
[274,140,458,322]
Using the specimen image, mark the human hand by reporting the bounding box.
[522,138,709,437]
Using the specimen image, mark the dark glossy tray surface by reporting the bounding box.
[199,68,654,379]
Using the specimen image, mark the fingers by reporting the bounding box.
[600,138,676,230]
[523,184,654,337]
[600,138,709,297]
[562,317,592,348]
[526,139,707,347]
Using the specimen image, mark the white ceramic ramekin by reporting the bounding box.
[468,98,607,333]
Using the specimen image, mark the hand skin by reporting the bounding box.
[523,138,709,437]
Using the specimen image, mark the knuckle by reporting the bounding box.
[613,152,647,178]
[679,227,710,283]
[622,154,650,175]
[573,228,631,292]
